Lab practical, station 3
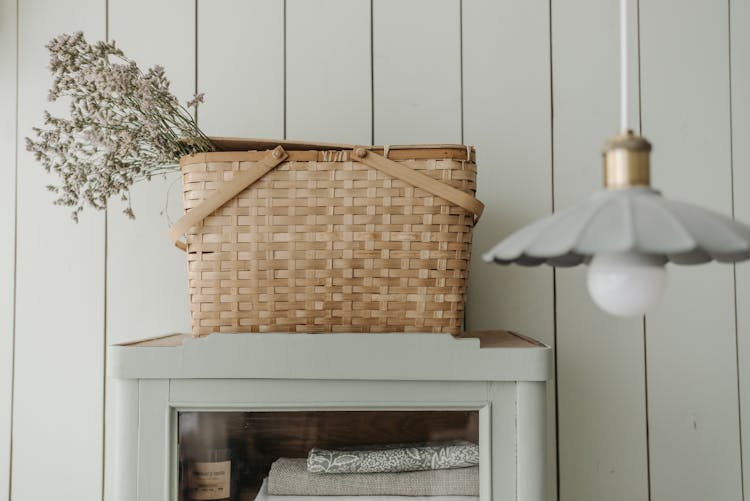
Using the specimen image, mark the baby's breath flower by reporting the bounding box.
[26,31,215,220]
[187,92,205,110]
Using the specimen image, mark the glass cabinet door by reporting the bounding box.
[178,410,480,501]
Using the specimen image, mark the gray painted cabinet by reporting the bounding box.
[109,332,550,501]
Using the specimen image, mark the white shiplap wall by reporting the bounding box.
[552,1,650,499]
[641,2,742,499]
[287,0,370,144]
[732,1,750,497]
[13,2,106,501]
[0,0,17,498]
[1,1,748,501]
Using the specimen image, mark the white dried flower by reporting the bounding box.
[187,92,205,110]
[26,31,215,221]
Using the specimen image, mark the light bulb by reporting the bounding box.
[586,252,666,317]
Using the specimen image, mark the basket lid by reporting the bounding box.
[208,136,474,154]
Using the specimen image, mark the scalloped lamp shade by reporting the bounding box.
[482,187,750,267]
[482,131,750,316]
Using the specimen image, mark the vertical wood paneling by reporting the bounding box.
[731,0,750,497]
[286,0,371,144]
[462,0,553,355]
[5,3,750,501]
[641,0,743,497]
[372,0,461,145]
[461,1,555,496]
[0,0,16,498]
[552,1,650,500]
[106,0,195,347]
[13,0,105,499]
[105,4,195,497]
[641,1,742,499]
[198,0,284,138]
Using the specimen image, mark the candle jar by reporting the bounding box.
[186,448,234,501]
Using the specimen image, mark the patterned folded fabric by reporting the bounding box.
[307,441,479,474]
[254,478,480,501]
[268,458,479,496]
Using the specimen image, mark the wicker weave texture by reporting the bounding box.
[181,149,478,336]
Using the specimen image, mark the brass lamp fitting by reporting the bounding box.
[603,130,652,189]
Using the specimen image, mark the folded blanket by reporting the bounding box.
[255,478,479,501]
[268,458,479,496]
[307,441,479,474]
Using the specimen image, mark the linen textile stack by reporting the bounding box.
[254,442,480,501]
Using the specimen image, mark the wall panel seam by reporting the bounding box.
[459,0,464,146]
[369,0,374,146]
[283,0,287,140]
[642,317,652,501]
[194,0,198,123]
[547,0,560,499]
[7,0,19,498]
[728,0,737,222]
[635,4,652,501]
[101,1,110,497]
[728,0,746,497]
[102,204,108,501]
[458,0,464,329]
[733,262,744,501]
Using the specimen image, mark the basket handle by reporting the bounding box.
[168,146,289,250]
[350,147,484,222]
[169,145,484,251]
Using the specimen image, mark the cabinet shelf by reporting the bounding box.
[179,410,479,500]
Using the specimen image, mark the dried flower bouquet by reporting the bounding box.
[26,31,215,221]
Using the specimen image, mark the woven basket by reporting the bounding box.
[169,138,484,336]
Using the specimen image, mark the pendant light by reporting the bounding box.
[483,0,750,317]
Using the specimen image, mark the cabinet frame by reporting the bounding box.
[109,332,550,501]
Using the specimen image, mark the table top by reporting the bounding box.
[110,331,551,382]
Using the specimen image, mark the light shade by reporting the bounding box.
[482,187,750,267]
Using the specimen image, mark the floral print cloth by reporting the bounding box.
[272,458,479,496]
[306,441,479,474]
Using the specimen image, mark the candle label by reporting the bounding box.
[187,461,231,500]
